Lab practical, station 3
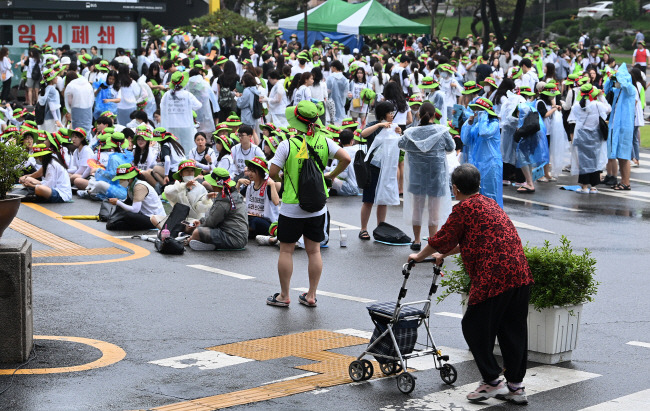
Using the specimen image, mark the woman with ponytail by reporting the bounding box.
[398,102,455,250]
[568,84,611,193]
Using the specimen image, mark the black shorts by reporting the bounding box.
[277,214,326,244]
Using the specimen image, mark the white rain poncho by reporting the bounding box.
[163,180,213,220]
[137,75,157,120]
[547,110,571,177]
[568,98,611,175]
[160,88,202,153]
[186,74,219,134]
[398,124,455,229]
[425,89,448,125]
[498,91,525,166]
[365,128,401,206]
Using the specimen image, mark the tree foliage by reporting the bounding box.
[269,0,307,23]
[613,0,637,21]
[184,9,271,39]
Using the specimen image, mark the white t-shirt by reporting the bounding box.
[271,137,341,218]
[42,160,72,201]
[293,85,312,105]
[70,145,94,173]
[231,143,265,175]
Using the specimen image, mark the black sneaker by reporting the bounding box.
[410,242,421,251]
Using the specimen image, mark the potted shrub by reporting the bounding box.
[0,139,29,238]
[437,236,599,364]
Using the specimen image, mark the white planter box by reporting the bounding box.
[459,294,583,364]
[526,304,583,364]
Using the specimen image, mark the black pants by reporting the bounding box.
[578,171,600,186]
[462,284,530,384]
[1,78,11,101]
[106,210,155,231]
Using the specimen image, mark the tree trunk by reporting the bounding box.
[399,0,410,18]
[470,7,481,38]
[456,7,462,38]
[431,1,439,38]
[502,0,527,52]
[487,0,504,45]
[233,0,244,14]
[480,0,490,48]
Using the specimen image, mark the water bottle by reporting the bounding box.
[161,225,170,241]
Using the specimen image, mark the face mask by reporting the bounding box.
[119,180,130,188]
[441,72,450,79]
[182,176,194,183]
[191,51,196,57]
[484,86,491,93]
[35,158,42,165]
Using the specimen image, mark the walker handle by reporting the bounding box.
[407,257,440,270]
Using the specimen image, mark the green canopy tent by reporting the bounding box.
[278,0,429,35]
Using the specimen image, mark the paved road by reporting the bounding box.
[1,151,650,411]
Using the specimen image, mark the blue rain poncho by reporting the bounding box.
[515,102,549,169]
[568,98,610,175]
[498,92,525,166]
[604,63,635,160]
[461,111,503,207]
[426,90,448,125]
[91,152,134,200]
[93,80,117,119]
[365,128,401,206]
[399,124,455,228]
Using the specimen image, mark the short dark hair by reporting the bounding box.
[96,116,113,127]
[451,164,481,195]
[338,129,354,146]
[520,58,532,69]
[239,125,253,135]
[268,70,281,80]
[331,60,344,72]
[375,101,395,122]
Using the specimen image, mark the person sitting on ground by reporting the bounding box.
[185,167,248,251]
[236,156,280,239]
[106,164,165,231]
[328,128,359,196]
[19,144,72,203]
[155,159,212,229]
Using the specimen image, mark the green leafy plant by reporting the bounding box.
[182,9,271,41]
[0,139,29,200]
[436,236,599,312]
[436,255,470,304]
[614,0,637,21]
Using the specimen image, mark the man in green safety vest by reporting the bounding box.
[267,100,351,308]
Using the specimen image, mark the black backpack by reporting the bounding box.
[353,148,370,188]
[513,111,541,143]
[34,101,45,125]
[583,36,591,48]
[289,136,327,212]
[252,92,263,120]
[31,62,42,82]
[218,87,236,112]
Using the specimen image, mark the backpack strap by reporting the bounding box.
[294,135,326,172]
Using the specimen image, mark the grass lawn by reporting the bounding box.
[640,126,650,148]
[411,16,480,39]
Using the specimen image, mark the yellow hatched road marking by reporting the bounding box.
[151,330,390,411]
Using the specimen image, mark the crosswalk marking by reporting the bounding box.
[504,195,581,212]
[293,287,376,303]
[335,328,373,339]
[435,312,464,319]
[627,341,650,349]
[579,389,650,410]
[639,153,650,160]
[149,351,254,370]
[188,264,255,280]
[379,365,600,410]
[596,190,650,204]
[511,220,556,234]
[261,372,318,386]
[330,220,361,230]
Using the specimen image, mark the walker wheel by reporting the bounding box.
[348,361,365,382]
[360,359,374,380]
[397,372,416,394]
[380,361,397,375]
[440,363,457,385]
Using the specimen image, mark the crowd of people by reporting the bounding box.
[2,25,648,406]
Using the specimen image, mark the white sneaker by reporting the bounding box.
[77,190,89,199]
[496,385,528,404]
[189,240,216,251]
[467,380,509,402]
[256,235,272,245]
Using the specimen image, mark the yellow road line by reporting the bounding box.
[33,247,128,258]
[0,335,126,375]
[22,203,149,266]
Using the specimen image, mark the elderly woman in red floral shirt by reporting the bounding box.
[409,164,534,405]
